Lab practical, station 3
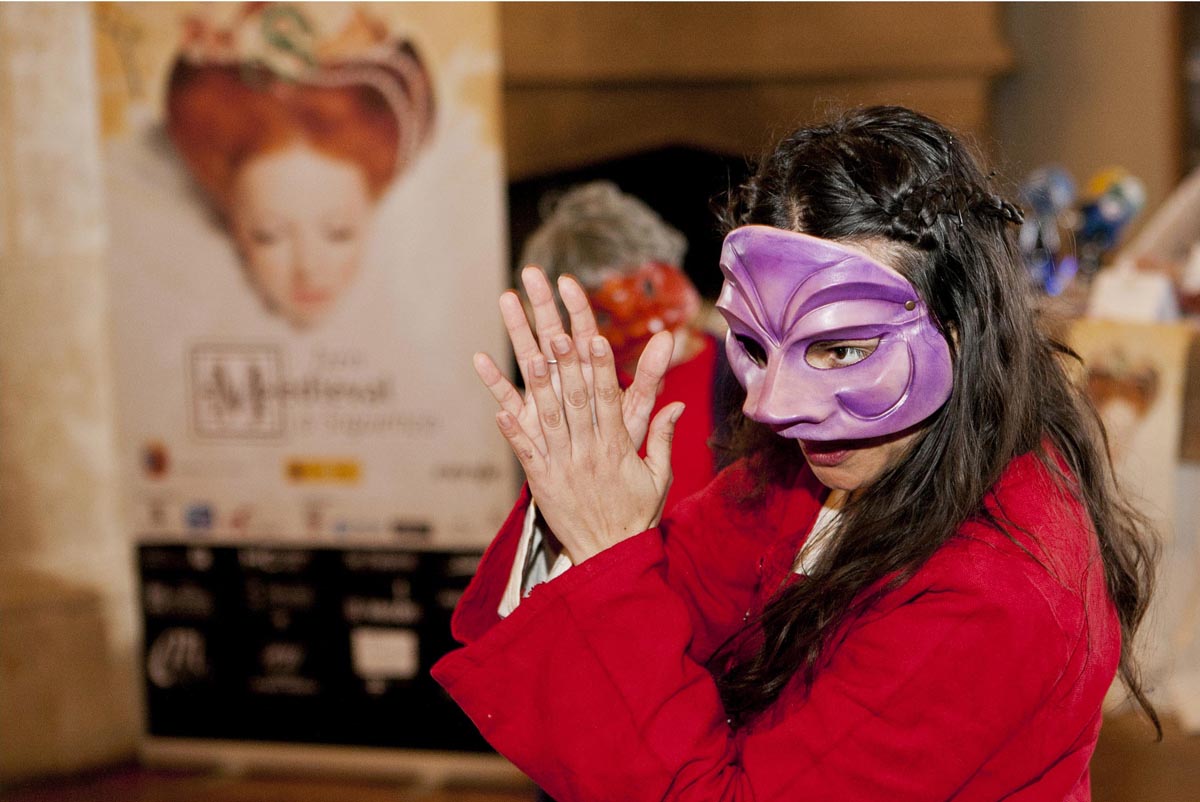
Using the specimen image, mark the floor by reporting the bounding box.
[0,769,538,802]
[2,714,1196,802]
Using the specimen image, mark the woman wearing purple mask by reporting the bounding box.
[434,107,1158,801]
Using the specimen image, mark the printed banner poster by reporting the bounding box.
[1067,319,1196,716]
[98,2,516,548]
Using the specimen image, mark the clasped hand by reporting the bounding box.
[474,267,684,564]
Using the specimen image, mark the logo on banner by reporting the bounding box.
[190,344,285,439]
[285,459,362,483]
[185,502,214,531]
[147,627,209,688]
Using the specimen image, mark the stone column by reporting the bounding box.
[0,2,139,781]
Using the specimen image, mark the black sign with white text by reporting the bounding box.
[138,543,487,751]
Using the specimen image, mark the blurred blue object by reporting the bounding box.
[1075,168,1146,276]
[1018,165,1078,295]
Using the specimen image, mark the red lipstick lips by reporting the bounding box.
[800,440,851,467]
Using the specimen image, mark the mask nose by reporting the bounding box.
[742,360,831,429]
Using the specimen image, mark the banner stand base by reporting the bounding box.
[140,737,528,789]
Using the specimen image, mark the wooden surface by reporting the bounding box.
[0,767,538,802]
[505,77,992,179]
[501,2,1011,83]
[1092,713,1200,802]
[499,2,1012,178]
[1,714,1194,802]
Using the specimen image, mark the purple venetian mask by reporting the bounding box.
[716,225,953,442]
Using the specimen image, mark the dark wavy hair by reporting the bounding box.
[709,106,1160,735]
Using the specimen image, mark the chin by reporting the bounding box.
[805,461,866,492]
[798,442,879,492]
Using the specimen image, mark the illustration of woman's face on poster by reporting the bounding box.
[165,6,435,329]
[229,144,373,328]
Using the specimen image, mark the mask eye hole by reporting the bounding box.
[735,334,768,368]
[805,338,880,370]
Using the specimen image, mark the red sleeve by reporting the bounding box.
[432,523,1080,802]
[447,461,819,659]
[445,483,533,646]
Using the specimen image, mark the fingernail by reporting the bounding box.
[670,404,685,423]
[591,336,606,357]
[552,334,571,355]
[531,356,548,378]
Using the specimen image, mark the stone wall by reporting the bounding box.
[0,2,138,783]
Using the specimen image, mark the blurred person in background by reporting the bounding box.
[519,181,736,511]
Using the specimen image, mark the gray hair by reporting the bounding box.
[519,181,687,287]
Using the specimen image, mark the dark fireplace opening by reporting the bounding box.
[508,145,755,300]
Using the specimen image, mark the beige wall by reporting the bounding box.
[993,2,1181,216]
[0,3,139,782]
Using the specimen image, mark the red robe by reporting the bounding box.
[433,451,1119,802]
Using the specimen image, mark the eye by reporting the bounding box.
[805,338,880,370]
[642,278,655,296]
[735,334,768,368]
[595,310,612,328]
